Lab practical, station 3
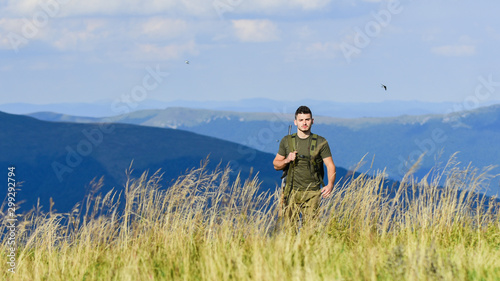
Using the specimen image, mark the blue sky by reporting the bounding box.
[1,0,500,107]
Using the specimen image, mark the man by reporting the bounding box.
[273,105,336,230]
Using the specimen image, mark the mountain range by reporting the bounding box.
[1,111,354,213]
[4,98,500,118]
[3,97,500,215]
[27,104,500,196]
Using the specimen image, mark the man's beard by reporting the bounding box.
[298,126,310,133]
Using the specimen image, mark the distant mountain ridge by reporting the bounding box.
[4,107,499,216]
[4,98,500,118]
[27,104,500,196]
[3,111,324,213]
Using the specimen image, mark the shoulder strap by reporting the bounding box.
[288,133,317,155]
[310,134,318,155]
[287,133,297,153]
[283,133,297,199]
[309,134,325,186]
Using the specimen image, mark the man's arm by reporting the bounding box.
[321,156,336,198]
[273,152,297,171]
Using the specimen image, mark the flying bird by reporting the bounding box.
[185,60,189,64]
[381,84,387,91]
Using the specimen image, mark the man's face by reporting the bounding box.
[294,113,313,133]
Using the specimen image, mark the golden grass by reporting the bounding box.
[1,158,499,281]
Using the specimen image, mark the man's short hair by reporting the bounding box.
[295,105,312,119]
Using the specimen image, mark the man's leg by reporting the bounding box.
[284,190,301,233]
[298,190,321,227]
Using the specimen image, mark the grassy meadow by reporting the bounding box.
[2,158,500,281]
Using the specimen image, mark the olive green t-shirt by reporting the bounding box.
[278,134,332,191]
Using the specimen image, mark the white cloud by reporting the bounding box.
[232,19,279,42]
[431,45,476,57]
[137,18,189,40]
[0,17,49,50]
[3,0,333,18]
[0,19,19,49]
[3,0,74,17]
[0,15,196,54]
[305,42,339,57]
[293,0,331,9]
[50,21,105,51]
[244,0,331,11]
[2,0,197,17]
[134,40,199,61]
[285,41,341,62]
[485,26,500,41]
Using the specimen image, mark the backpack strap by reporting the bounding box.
[309,134,325,187]
[310,134,318,154]
[287,133,297,153]
[285,133,324,191]
[282,133,297,203]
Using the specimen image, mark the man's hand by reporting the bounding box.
[321,184,333,198]
[273,151,297,170]
[286,151,297,163]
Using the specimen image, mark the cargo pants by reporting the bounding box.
[284,189,321,232]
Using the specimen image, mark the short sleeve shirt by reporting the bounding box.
[278,134,332,191]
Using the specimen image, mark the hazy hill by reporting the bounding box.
[4,111,344,213]
[28,104,500,196]
[5,98,500,118]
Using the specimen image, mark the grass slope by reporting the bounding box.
[1,162,499,280]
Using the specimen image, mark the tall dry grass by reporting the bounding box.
[1,158,499,280]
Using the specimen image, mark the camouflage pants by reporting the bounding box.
[284,189,321,232]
